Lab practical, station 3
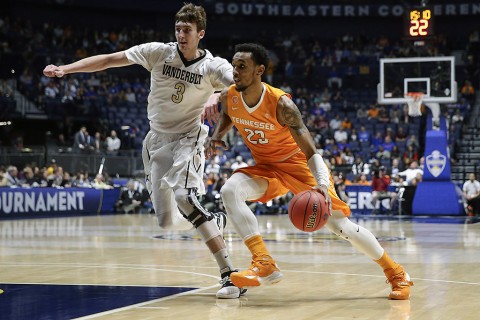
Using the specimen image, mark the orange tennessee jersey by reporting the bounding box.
[227,83,300,164]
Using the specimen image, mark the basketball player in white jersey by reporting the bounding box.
[43,3,244,299]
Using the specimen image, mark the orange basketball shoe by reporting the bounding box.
[384,265,414,300]
[230,256,283,288]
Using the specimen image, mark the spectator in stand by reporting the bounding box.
[44,81,60,100]
[321,87,332,101]
[391,158,402,177]
[318,96,332,113]
[91,131,104,153]
[356,173,372,186]
[205,160,221,175]
[395,126,408,142]
[21,166,38,186]
[406,135,419,150]
[47,166,64,187]
[371,131,384,151]
[390,145,401,162]
[398,161,423,186]
[460,80,475,105]
[350,128,358,142]
[403,144,419,162]
[343,149,355,165]
[352,156,370,176]
[72,172,91,188]
[389,105,401,124]
[92,173,113,189]
[5,166,20,187]
[212,149,227,166]
[463,173,480,216]
[0,168,9,187]
[73,126,89,153]
[358,126,370,143]
[334,127,348,144]
[337,139,350,152]
[378,108,390,123]
[376,145,391,160]
[56,133,72,153]
[231,156,248,171]
[124,87,137,104]
[341,117,352,130]
[106,130,121,155]
[316,115,329,136]
[116,180,143,213]
[327,66,342,89]
[329,114,342,131]
[382,135,396,152]
[367,104,379,119]
[356,105,368,120]
[371,166,397,214]
[61,171,73,187]
[279,82,292,94]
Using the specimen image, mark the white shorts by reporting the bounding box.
[142,124,208,220]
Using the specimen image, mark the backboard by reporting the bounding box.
[378,56,456,104]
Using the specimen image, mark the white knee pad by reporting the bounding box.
[220,173,268,240]
[325,212,384,260]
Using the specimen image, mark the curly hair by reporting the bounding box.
[175,3,207,31]
[234,43,270,70]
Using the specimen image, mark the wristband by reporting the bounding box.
[307,153,330,188]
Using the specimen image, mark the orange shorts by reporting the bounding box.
[235,152,351,217]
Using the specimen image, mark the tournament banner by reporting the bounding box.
[0,188,120,217]
[345,185,395,215]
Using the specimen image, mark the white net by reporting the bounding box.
[405,93,423,117]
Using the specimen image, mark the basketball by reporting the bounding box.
[288,190,329,232]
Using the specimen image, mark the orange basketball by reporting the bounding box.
[288,190,329,232]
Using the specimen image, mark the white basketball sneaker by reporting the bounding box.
[216,274,247,299]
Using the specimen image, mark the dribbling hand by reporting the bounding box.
[313,185,333,216]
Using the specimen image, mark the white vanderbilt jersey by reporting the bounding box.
[125,42,233,134]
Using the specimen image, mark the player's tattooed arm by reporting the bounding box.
[277,95,317,160]
[277,96,308,136]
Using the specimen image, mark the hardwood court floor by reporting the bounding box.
[1,213,479,320]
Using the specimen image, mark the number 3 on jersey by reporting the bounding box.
[172,82,185,103]
[245,128,269,145]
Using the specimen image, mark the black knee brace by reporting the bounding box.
[180,189,214,228]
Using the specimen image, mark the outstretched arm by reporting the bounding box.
[205,88,234,158]
[43,51,132,78]
[277,95,332,212]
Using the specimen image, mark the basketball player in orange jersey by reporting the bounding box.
[206,43,413,300]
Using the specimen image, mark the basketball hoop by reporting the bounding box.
[405,92,424,117]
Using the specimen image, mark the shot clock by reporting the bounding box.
[405,7,433,38]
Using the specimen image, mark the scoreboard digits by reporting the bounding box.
[406,7,433,38]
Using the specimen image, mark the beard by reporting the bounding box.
[235,83,247,92]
